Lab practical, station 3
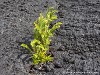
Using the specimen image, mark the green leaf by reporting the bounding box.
[45,55,53,62]
[46,7,58,22]
[32,53,40,65]
[33,59,40,65]
[21,43,32,53]
[39,44,45,50]
[50,22,62,33]
[34,21,40,31]
[30,39,41,48]
[45,38,50,45]
[51,15,57,20]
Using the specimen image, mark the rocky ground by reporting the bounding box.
[0,0,100,75]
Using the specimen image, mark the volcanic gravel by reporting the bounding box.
[0,0,100,75]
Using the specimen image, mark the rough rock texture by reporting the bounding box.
[0,0,100,75]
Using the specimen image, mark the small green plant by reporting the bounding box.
[21,7,62,65]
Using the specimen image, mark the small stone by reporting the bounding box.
[63,57,69,63]
[54,61,62,68]
[43,65,51,72]
[40,63,54,72]
[57,46,65,51]
[33,65,41,70]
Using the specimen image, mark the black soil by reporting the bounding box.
[0,0,100,75]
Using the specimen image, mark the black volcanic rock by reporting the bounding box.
[0,0,100,75]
